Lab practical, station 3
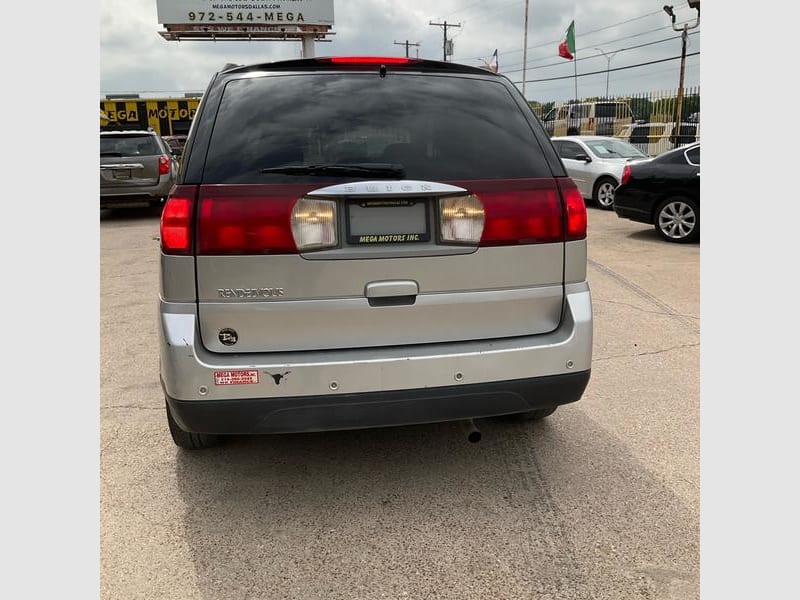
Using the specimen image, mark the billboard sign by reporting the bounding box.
[156,0,335,27]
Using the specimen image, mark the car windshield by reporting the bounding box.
[584,139,647,159]
[100,134,160,156]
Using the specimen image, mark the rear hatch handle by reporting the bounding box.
[365,280,419,307]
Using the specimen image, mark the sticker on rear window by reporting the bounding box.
[214,370,259,385]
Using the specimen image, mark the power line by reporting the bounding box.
[501,30,700,74]
[459,9,665,61]
[510,51,700,84]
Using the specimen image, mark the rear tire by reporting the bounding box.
[592,177,617,210]
[654,196,699,243]
[166,399,221,449]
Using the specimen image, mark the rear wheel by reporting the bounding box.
[592,177,617,210]
[654,196,699,243]
[166,399,220,449]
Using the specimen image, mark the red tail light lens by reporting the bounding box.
[197,192,299,255]
[557,179,587,241]
[477,188,564,246]
[158,154,171,175]
[621,164,631,185]
[326,56,414,65]
[160,186,197,255]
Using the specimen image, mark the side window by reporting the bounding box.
[557,141,584,160]
[557,106,569,120]
[685,146,700,165]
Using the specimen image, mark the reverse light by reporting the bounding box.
[439,195,485,244]
[291,197,338,251]
[158,154,171,175]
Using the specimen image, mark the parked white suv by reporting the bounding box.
[159,56,593,448]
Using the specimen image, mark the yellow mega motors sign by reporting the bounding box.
[99,98,201,135]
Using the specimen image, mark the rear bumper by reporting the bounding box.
[100,176,173,207]
[159,281,593,434]
[165,370,590,434]
[614,205,651,224]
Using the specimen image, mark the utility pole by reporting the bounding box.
[429,20,461,61]
[664,1,700,147]
[393,40,420,58]
[522,0,529,98]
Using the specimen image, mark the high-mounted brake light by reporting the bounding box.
[326,56,414,65]
[158,154,171,175]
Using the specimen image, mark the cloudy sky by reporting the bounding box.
[100,0,700,102]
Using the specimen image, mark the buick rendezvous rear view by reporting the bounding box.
[158,57,593,449]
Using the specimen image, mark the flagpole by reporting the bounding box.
[573,19,578,102]
[573,50,578,102]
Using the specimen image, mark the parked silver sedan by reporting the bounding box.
[552,136,649,210]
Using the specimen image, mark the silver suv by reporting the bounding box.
[158,57,593,449]
[100,130,177,209]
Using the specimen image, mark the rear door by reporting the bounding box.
[100,133,162,189]
[193,71,570,353]
[553,140,590,196]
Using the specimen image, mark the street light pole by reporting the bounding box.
[664,2,700,147]
[594,47,620,98]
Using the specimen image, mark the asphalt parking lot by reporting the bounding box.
[100,204,699,600]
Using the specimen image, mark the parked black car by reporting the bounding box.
[613,142,700,243]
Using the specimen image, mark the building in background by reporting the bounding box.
[100,94,202,136]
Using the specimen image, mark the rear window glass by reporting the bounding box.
[100,134,160,156]
[595,103,629,119]
[202,73,552,183]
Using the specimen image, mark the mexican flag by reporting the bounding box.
[558,20,575,60]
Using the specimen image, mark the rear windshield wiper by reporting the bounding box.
[260,163,405,178]
[100,151,123,157]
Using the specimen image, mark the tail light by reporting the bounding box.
[621,164,631,185]
[557,179,587,241]
[439,195,485,243]
[160,186,197,255]
[475,189,564,246]
[158,154,171,175]
[197,193,298,255]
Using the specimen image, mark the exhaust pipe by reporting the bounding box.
[459,419,482,443]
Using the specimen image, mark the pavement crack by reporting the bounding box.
[588,258,700,334]
[594,298,699,322]
[593,342,700,363]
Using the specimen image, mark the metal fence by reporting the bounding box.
[529,86,700,156]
